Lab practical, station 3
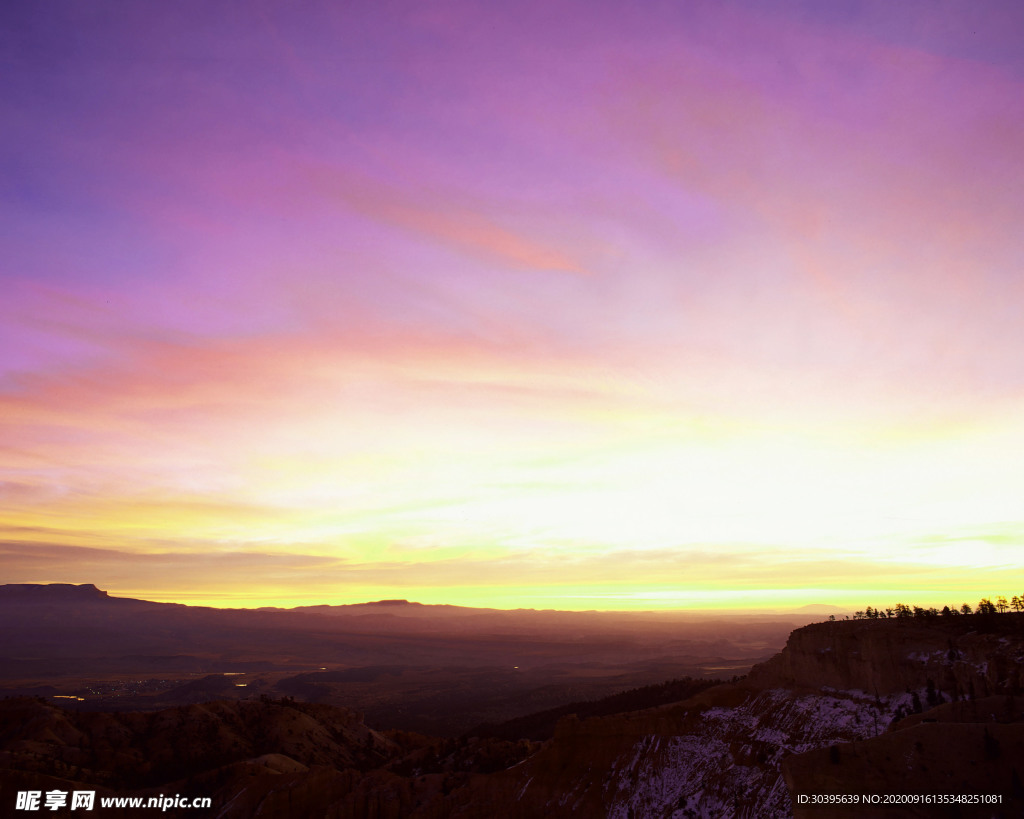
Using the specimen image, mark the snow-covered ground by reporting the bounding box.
[604,687,921,819]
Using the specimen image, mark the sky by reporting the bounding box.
[2,0,1024,611]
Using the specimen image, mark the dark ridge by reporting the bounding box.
[288,599,417,611]
[0,583,109,601]
[467,676,720,742]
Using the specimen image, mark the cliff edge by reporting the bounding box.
[747,614,1024,700]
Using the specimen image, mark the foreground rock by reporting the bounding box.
[0,697,533,818]
[447,614,1024,818]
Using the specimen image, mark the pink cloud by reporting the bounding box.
[301,164,587,275]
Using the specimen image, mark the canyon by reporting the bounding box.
[2,586,1023,817]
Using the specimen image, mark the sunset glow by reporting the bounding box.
[3,1,1024,610]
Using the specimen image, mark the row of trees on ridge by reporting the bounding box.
[844,596,1024,620]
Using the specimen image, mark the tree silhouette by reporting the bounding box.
[840,596,1024,623]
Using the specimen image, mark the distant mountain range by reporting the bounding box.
[0,583,795,737]
[0,583,802,677]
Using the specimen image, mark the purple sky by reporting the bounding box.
[3,1,1024,609]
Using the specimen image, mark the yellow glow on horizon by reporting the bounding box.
[4,346,1023,610]
[120,582,1021,614]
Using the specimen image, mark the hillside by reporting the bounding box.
[444,614,1024,817]
[0,695,536,818]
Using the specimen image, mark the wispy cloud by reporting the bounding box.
[2,1,1023,609]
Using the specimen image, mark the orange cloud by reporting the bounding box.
[303,163,587,274]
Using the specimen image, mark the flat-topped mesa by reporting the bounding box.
[0,583,110,602]
[746,615,1024,698]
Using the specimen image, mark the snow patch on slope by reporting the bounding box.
[605,688,916,819]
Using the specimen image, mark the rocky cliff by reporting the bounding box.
[444,681,912,817]
[783,695,1024,819]
[444,614,1024,818]
[747,615,1024,701]
[769,615,1024,819]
